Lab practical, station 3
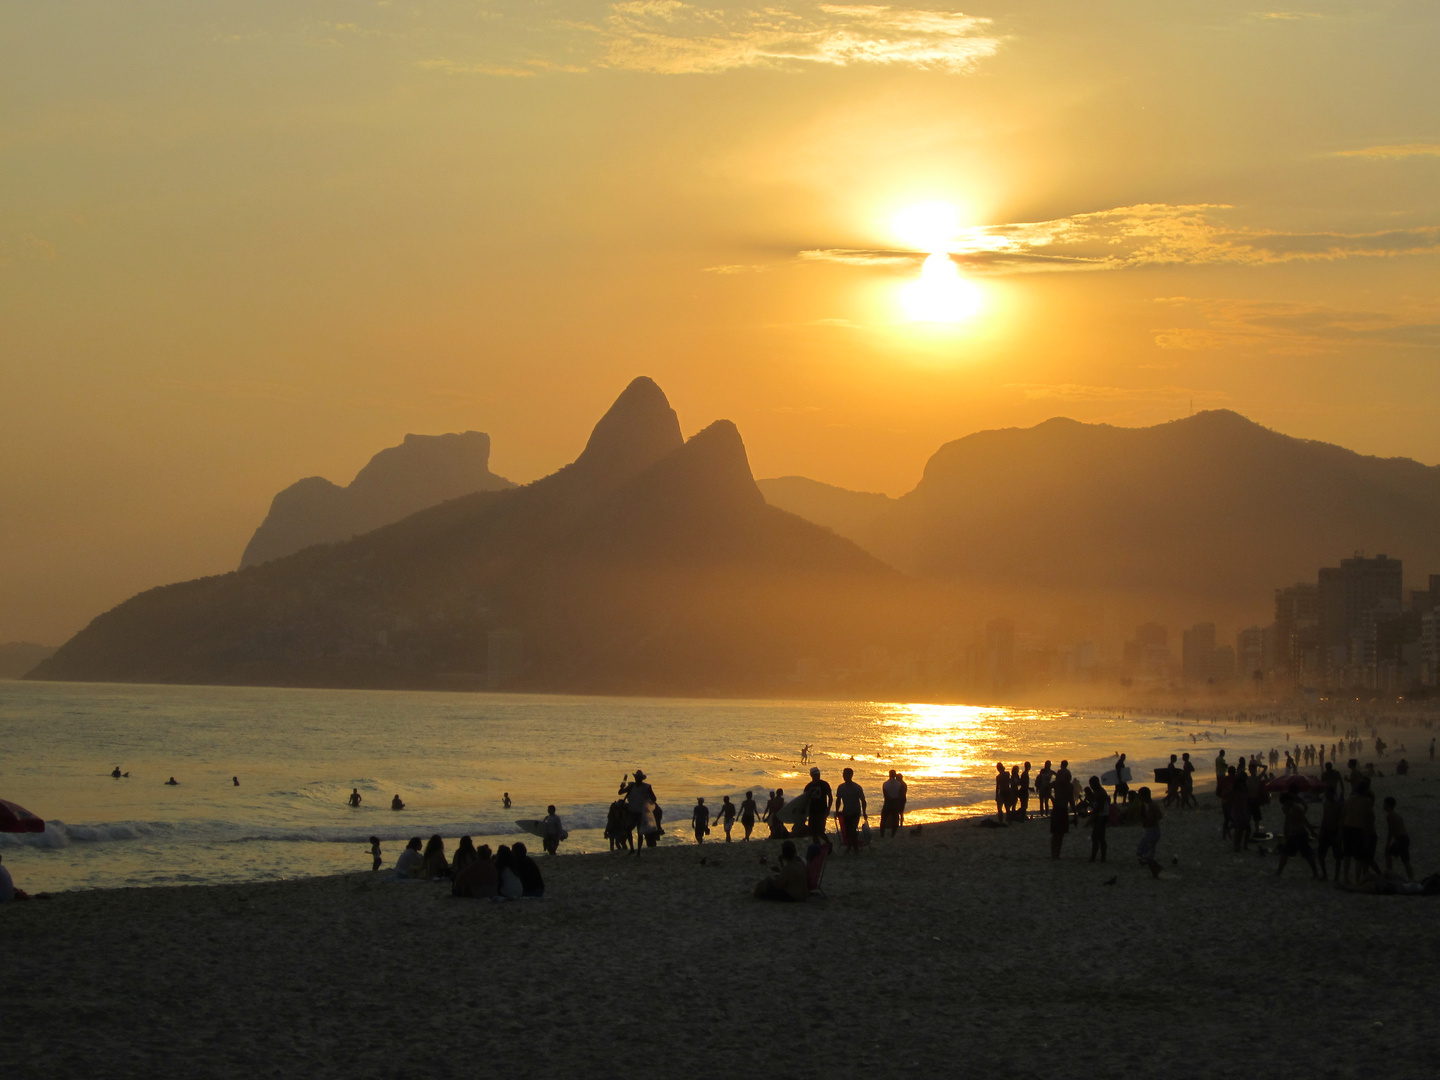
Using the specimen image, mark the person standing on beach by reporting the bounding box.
[1135,787,1163,879]
[1214,749,1227,795]
[834,768,867,853]
[1316,782,1342,880]
[1163,754,1180,808]
[1037,761,1054,814]
[1113,753,1130,804]
[348,788,362,807]
[765,789,789,838]
[1275,792,1319,879]
[1180,753,1196,809]
[622,771,658,854]
[1086,777,1110,863]
[367,836,382,871]
[715,795,738,842]
[1054,760,1074,818]
[1049,788,1069,858]
[542,805,564,855]
[739,792,759,841]
[803,768,833,841]
[1018,762,1031,819]
[880,770,907,837]
[692,798,710,844]
[1383,796,1413,880]
[994,763,1010,823]
[1230,769,1252,852]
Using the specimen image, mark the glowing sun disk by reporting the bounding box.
[900,252,982,323]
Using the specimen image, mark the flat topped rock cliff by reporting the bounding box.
[239,430,515,568]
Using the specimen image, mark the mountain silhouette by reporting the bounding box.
[0,641,55,679]
[765,409,1440,623]
[32,378,916,692]
[239,430,515,568]
[756,477,894,546]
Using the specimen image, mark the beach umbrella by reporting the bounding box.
[1262,774,1322,795]
[0,798,45,833]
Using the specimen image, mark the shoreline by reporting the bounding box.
[6,767,1439,1078]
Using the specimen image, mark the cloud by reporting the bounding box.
[801,204,1440,274]
[1152,297,1440,356]
[1335,143,1440,160]
[1007,383,1229,405]
[599,2,1000,74]
[1248,11,1324,20]
[703,263,772,273]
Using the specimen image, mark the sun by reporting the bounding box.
[899,252,983,323]
[890,201,983,324]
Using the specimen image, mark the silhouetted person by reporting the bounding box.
[753,840,807,902]
[542,805,564,855]
[1037,761,1054,813]
[834,767,867,853]
[511,841,544,896]
[165,777,178,786]
[739,791,759,840]
[232,776,240,787]
[421,834,450,879]
[1163,754,1180,807]
[881,770,906,837]
[391,794,405,810]
[1018,762,1031,818]
[692,798,710,844]
[1276,793,1318,879]
[621,770,658,854]
[452,835,478,873]
[1113,753,1130,804]
[395,836,423,878]
[1087,776,1110,863]
[715,795,737,841]
[803,767,832,841]
[367,836,382,871]
[111,767,122,779]
[1180,753,1196,808]
[1384,796,1413,880]
[994,762,1009,822]
[1135,786,1163,878]
[765,789,789,839]
[348,788,362,807]
[1317,782,1342,880]
[502,792,512,809]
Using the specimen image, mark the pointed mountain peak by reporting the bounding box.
[572,376,684,482]
[632,419,765,513]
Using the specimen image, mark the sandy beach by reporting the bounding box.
[5,763,1439,1080]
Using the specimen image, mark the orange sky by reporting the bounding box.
[2,1,1438,644]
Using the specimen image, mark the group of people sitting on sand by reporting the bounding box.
[385,833,545,899]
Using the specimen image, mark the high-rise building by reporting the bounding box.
[1182,622,1216,683]
[1274,583,1318,683]
[1236,626,1266,682]
[1318,554,1403,681]
[1123,622,1170,680]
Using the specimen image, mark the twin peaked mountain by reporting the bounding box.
[33,379,917,692]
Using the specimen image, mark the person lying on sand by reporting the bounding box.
[753,841,807,902]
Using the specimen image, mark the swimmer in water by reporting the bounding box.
[232,776,239,787]
[111,766,122,779]
[165,777,179,786]
[348,788,362,807]
[502,792,512,809]
[391,794,405,811]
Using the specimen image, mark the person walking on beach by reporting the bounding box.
[1180,753,1196,809]
[1316,782,1342,880]
[692,798,711,844]
[348,788,362,807]
[542,805,564,855]
[1163,754,1180,808]
[622,771,658,854]
[714,795,738,841]
[1214,749,1227,794]
[1135,787,1163,879]
[1054,760,1074,820]
[834,767,867,853]
[739,792,759,840]
[1087,776,1110,863]
[367,836,382,871]
[803,768,833,841]
[1049,787,1069,858]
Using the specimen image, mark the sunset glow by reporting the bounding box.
[900,253,983,323]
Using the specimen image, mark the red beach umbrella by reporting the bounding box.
[0,798,45,833]
[1262,774,1323,795]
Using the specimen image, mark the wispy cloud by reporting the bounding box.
[1335,143,1440,160]
[703,263,772,274]
[1152,297,1440,355]
[598,2,1000,74]
[801,204,1440,274]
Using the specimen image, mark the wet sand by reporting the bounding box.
[4,764,1438,1080]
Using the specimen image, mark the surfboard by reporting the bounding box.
[1100,766,1132,785]
[515,818,569,841]
[776,794,812,825]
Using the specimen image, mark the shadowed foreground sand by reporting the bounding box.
[4,767,1439,1080]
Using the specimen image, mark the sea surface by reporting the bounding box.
[0,680,1295,893]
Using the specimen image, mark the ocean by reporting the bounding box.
[0,680,1294,893]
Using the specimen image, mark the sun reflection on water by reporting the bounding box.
[873,702,999,780]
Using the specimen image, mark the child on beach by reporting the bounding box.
[367,836,382,871]
[542,805,564,855]
[715,795,737,842]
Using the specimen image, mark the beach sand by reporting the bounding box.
[4,764,1439,1080]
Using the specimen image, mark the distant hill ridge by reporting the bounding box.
[33,378,918,692]
[240,430,515,568]
[760,408,1440,619]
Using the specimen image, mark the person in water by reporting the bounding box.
[112,767,122,779]
[367,836,383,872]
[714,795,737,842]
[232,776,240,787]
[738,791,759,841]
[165,777,179,786]
[390,794,405,811]
[753,840,808,902]
[502,792,512,809]
[691,797,710,844]
[348,788,362,807]
[511,841,545,897]
[542,805,564,855]
[394,837,423,879]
